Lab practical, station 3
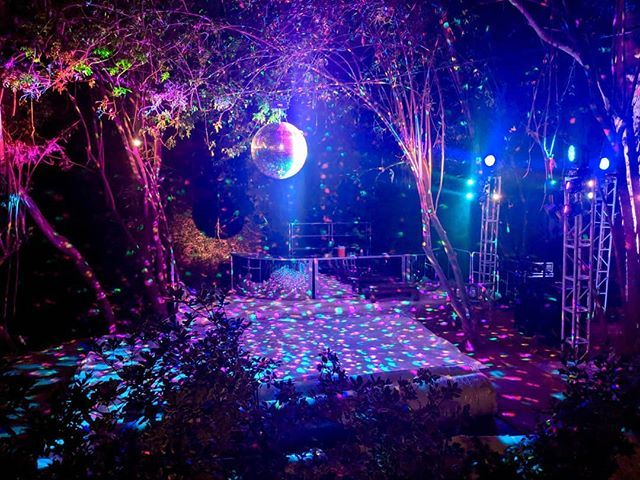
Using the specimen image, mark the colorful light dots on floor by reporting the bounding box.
[502,394,523,401]
[231,294,483,383]
[5,279,568,438]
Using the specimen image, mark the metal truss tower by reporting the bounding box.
[561,175,597,360]
[478,176,502,299]
[593,174,617,315]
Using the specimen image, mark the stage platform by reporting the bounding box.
[1,292,496,435]
[223,294,497,416]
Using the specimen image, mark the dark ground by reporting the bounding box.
[418,304,565,434]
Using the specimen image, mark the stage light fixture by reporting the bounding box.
[567,145,576,162]
[483,154,496,167]
[586,179,596,188]
[587,191,595,200]
[132,138,142,148]
[599,157,610,171]
[466,178,476,187]
[492,192,501,201]
[465,192,474,200]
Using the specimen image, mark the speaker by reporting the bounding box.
[514,281,561,340]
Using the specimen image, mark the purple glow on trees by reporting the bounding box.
[232,0,477,338]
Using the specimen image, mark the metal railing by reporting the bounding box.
[288,221,372,257]
[231,252,433,299]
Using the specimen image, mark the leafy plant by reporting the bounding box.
[0,287,472,478]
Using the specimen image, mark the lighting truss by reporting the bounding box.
[593,174,617,315]
[561,175,597,360]
[477,176,502,300]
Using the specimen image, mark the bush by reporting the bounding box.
[1,287,467,479]
[5,287,637,478]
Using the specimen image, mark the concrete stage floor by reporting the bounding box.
[224,293,496,415]
[227,294,481,380]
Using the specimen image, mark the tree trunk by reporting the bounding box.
[21,191,116,331]
[617,122,640,353]
[416,179,475,343]
[111,119,170,317]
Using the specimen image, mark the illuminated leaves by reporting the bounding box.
[94,47,112,60]
[251,101,285,125]
[112,86,131,97]
[72,62,93,77]
[106,59,133,77]
[19,46,40,63]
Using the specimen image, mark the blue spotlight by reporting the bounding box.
[599,157,610,171]
[466,178,476,187]
[567,145,576,162]
[465,192,474,200]
[483,154,496,167]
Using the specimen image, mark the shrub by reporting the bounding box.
[0,287,470,479]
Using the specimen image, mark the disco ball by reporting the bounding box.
[251,122,308,180]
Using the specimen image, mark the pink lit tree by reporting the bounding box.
[1,0,248,321]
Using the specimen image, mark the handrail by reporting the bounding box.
[231,252,432,299]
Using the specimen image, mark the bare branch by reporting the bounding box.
[508,0,584,67]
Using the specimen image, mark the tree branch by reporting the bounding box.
[21,192,116,331]
[508,0,584,67]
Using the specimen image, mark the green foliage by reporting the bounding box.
[0,288,469,479]
[2,285,640,478]
[72,63,92,77]
[93,48,112,60]
[112,86,131,97]
[251,101,286,125]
